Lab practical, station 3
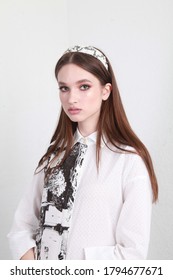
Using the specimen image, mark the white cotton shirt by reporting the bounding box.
[7,129,153,260]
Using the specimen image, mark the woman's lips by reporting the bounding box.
[68,108,82,115]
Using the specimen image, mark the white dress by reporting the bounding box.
[7,129,153,260]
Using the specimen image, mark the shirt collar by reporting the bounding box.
[74,129,105,148]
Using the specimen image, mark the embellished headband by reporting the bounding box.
[65,45,108,70]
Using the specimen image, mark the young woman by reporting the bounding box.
[8,46,158,260]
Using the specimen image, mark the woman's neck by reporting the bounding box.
[77,124,97,137]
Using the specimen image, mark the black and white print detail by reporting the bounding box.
[35,142,88,260]
[65,45,108,70]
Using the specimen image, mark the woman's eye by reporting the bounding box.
[59,86,69,92]
[80,84,90,91]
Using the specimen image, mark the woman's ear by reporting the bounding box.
[102,83,112,101]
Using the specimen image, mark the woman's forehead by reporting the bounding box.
[57,64,100,84]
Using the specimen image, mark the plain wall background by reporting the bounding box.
[0,0,172,259]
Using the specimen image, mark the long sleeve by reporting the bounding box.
[7,170,44,259]
[84,155,153,260]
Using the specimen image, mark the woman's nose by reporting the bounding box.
[68,89,78,104]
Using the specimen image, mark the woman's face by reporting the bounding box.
[57,63,111,136]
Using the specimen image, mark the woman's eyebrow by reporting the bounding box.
[58,79,92,86]
[76,79,92,84]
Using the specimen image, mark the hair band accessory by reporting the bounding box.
[65,45,108,70]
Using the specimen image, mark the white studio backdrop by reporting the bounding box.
[0,0,173,259]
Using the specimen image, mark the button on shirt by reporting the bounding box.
[7,129,152,259]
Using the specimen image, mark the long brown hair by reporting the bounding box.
[37,48,158,202]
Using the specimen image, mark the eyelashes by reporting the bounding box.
[80,84,90,91]
[59,86,69,92]
[59,84,91,92]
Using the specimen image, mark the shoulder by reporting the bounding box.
[104,143,149,179]
[118,146,152,196]
[106,143,150,181]
[121,145,149,178]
